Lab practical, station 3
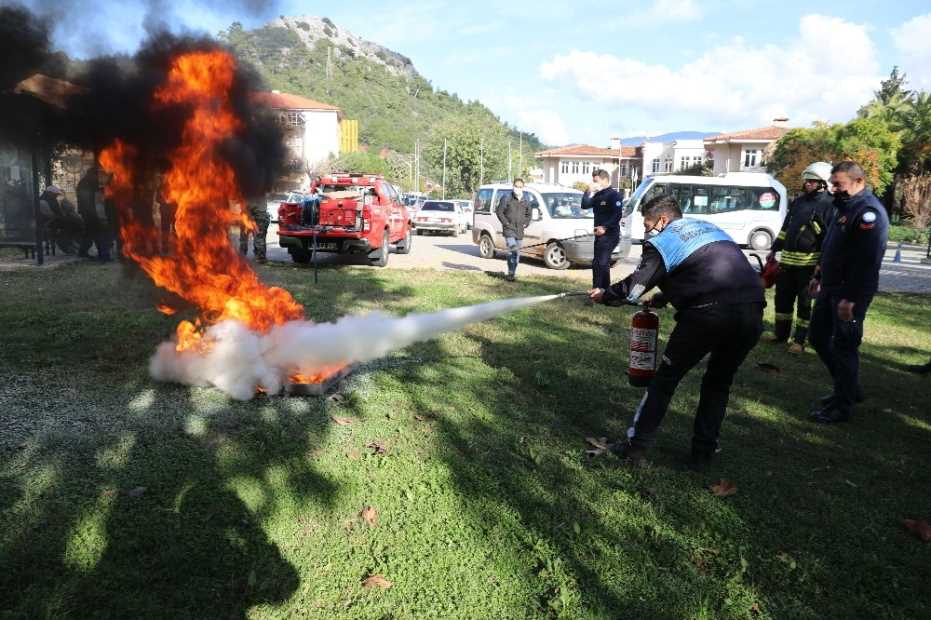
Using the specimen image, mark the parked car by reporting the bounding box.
[471,183,632,270]
[413,200,467,236]
[453,199,474,230]
[264,192,295,223]
[277,173,412,267]
[624,172,788,251]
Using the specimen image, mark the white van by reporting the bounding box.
[472,183,632,270]
[625,172,788,250]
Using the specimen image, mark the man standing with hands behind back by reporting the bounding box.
[583,169,625,289]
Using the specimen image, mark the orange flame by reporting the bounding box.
[98,50,304,352]
[289,365,348,385]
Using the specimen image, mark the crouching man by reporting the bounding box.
[589,195,765,468]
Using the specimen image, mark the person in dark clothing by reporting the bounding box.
[765,162,834,352]
[808,161,889,424]
[589,195,764,467]
[38,186,83,254]
[495,178,532,281]
[582,168,625,289]
[240,198,270,262]
[76,169,112,262]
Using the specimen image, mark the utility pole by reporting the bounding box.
[507,139,512,184]
[414,138,420,194]
[518,133,523,177]
[479,136,484,187]
[441,137,447,200]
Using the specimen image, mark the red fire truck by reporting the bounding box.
[277,173,412,267]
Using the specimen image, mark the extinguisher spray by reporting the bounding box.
[629,304,660,387]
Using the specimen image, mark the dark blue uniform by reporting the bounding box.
[602,218,764,458]
[582,187,624,289]
[809,188,889,421]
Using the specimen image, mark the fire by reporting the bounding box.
[289,365,348,385]
[98,50,304,352]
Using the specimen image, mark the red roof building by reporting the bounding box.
[536,144,642,188]
[704,121,793,174]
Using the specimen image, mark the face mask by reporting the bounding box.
[645,220,665,237]
[513,188,523,198]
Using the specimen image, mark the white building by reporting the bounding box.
[641,139,706,175]
[535,144,642,188]
[704,121,792,175]
[252,90,342,173]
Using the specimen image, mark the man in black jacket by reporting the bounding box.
[495,178,532,281]
[766,162,834,352]
[582,168,624,289]
[590,195,764,467]
[808,161,889,423]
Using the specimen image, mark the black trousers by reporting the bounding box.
[809,294,872,415]
[592,230,620,289]
[628,302,764,454]
[774,266,815,343]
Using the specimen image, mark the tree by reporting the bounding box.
[422,115,511,197]
[767,119,900,195]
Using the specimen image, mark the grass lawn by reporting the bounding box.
[1,261,929,619]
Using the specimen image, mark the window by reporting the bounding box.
[678,185,780,214]
[542,192,592,219]
[422,201,455,211]
[571,160,579,174]
[663,158,673,173]
[743,149,760,169]
[560,160,569,174]
[679,156,689,171]
[582,161,590,174]
[651,158,661,173]
[475,188,494,213]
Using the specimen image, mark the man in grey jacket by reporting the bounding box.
[495,178,532,281]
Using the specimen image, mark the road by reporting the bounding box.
[262,225,931,293]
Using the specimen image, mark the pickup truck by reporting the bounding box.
[277,173,412,267]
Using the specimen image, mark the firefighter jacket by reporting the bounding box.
[817,189,889,306]
[603,218,764,311]
[772,190,833,268]
[582,187,625,233]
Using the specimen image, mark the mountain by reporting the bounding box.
[619,131,719,146]
[219,17,544,157]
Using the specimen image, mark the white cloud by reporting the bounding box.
[487,95,571,145]
[892,14,931,88]
[540,14,882,130]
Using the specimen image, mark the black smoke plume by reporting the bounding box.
[0,3,286,197]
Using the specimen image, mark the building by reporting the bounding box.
[641,139,706,175]
[251,90,345,174]
[535,144,642,189]
[704,120,793,175]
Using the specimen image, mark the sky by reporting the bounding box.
[18,0,931,147]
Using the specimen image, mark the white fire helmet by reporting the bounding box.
[801,162,832,185]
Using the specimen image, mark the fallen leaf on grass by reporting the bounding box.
[346,449,361,461]
[331,416,353,426]
[710,480,738,497]
[750,602,762,616]
[413,414,427,422]
[365,440,387,455]
[585,436,610,450]
[756,362,781,374]
[360,505,378,527]
[361,574,392,589]
[903,519,931,542]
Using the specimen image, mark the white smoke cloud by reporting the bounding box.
[150,294,561,400]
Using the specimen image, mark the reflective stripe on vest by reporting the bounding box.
[647,218,734,272]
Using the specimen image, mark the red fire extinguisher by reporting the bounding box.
[629,306,660,387]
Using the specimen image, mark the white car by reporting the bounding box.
[471,183,632,270]
[414,200,467,235]
[624,172,788,251]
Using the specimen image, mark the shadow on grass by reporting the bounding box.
[395,290,931,618]
[0,261,416,617]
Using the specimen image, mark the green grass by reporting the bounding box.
[1,262,929,619]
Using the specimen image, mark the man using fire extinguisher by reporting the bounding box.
[589,195,765,468]
[764,162,834,352]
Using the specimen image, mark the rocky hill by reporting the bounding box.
[220,17,544,157]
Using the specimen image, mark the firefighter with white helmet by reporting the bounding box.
[764,161,834,352]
